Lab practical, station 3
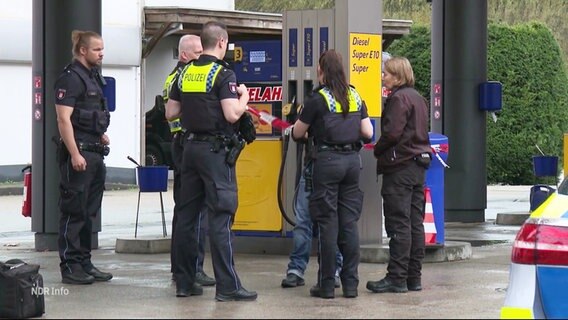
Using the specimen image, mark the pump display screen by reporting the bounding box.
[249,51,266,63]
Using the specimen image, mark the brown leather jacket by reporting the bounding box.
[374,85,431,174]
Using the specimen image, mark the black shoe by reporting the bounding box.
[343,287,358,298]
[215,287,258,301]
[84,266,113,281]
[407,278,422,291]
[176,283,203,297]
[309,285,334,299]
[281,274,305,288]
[366,277,408,293]
[195,271,216,286]
[61,267,95,285]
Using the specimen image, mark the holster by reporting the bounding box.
[53,137,68,163]
[225,134,245,166]
[414,152,432,169]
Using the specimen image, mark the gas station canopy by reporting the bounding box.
[143,7,412,58]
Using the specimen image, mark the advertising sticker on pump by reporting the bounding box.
[349,33,382,117]
[245,83,283,136]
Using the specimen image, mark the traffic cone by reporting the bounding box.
[423,187,437,245]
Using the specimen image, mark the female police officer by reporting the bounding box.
[292,49,373,299]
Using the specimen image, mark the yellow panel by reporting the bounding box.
[233,140,283,231]
[564,132,568,178]
[500,307,534,319]
[349,33,382,117]
[530,193,568,218]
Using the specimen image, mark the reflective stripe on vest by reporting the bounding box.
[179,63,222,93]
[168,118,182,133]
[162,68,180,101]
[318,87,362,113]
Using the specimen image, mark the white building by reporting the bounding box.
[0,0,234,182]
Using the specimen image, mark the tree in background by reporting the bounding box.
[235,0,333,12]
[485,22,568,184]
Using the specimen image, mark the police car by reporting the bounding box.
[500,178,568,319]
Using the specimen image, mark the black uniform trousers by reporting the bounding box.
[58,150,106,273]
[310,150,363,293]
[174,140,241,294]
[381,161,426,283]
[170,132,208,274]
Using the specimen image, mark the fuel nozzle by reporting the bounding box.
[282,96,298,123]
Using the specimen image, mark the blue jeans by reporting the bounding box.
[286,174,343,279]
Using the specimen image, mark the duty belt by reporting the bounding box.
[317,143,359,152]
[78,142,110,156]
[186,133,227,143]
[187,133,232,153]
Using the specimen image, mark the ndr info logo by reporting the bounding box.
[32,286,70,296]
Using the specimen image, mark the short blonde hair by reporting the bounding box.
[384,57,415,87]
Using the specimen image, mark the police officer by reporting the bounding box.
[292,49,373,299]
[164,34,216,287]
[54,30,112,285]
[165,20,257,301]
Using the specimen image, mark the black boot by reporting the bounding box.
[309,284,334,299]
[366,277,408,293]
[61,264,95,285]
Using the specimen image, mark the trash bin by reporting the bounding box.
[134,165,169,238]
[532,155,558,177]
[425,132,449,245]
[136,166,168,192]
[529,184,555,212]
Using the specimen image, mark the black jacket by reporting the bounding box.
[374,85,431,174]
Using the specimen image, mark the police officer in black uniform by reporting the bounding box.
[164,35,216,287]
[54,30,112,285]
[292,50,373,299]
[165,21,257,301]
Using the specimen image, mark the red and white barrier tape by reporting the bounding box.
[246,106,292,131]
[246,106,451,169]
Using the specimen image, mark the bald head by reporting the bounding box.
[178,34,202,63]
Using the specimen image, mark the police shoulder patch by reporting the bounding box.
[56,89,66,100]
[229,82,237,94]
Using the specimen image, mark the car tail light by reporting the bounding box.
[512,221,568,265]
[512,222,538,264]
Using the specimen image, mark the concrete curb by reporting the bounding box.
[495,211,530,225]
[360,241,472,264]
[115,237,172,254]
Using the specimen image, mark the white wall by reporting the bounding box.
[144,35,180,111]
[0,63,32,164]
[103,67,141,168]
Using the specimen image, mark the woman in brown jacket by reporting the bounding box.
[368,57,432,293]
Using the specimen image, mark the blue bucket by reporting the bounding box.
[136,166,168,192]
[532,156,558,177]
